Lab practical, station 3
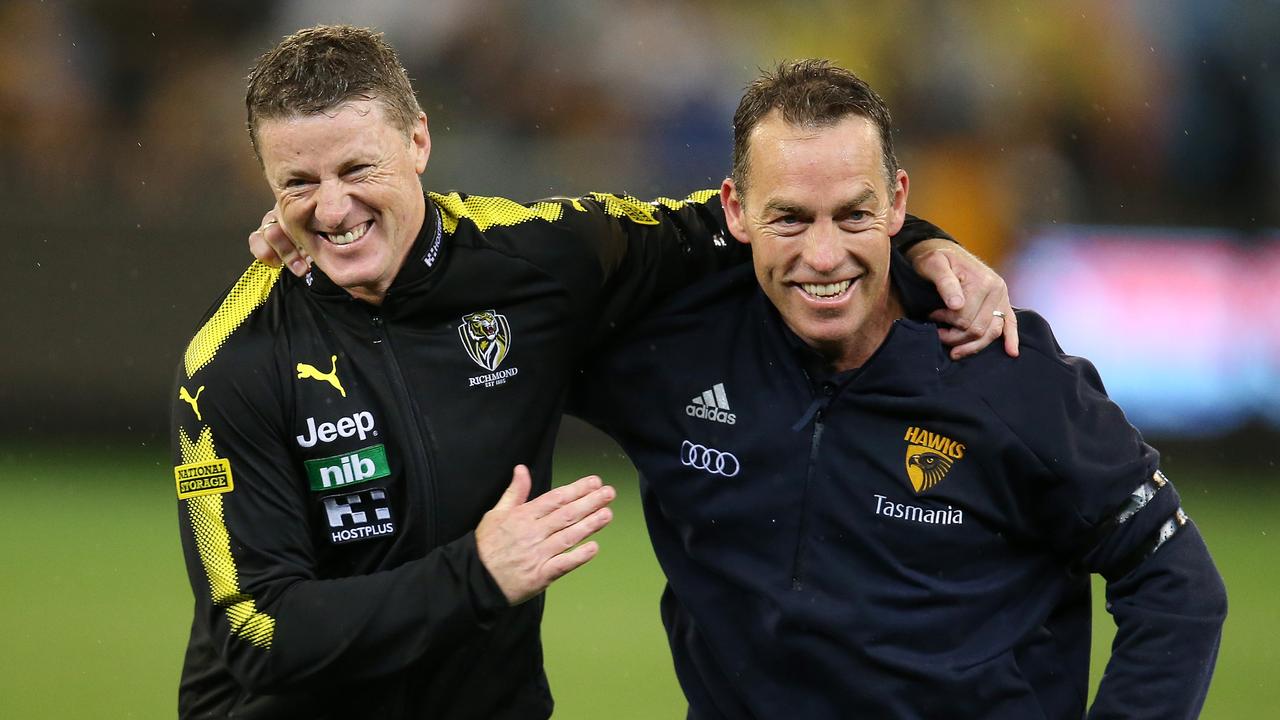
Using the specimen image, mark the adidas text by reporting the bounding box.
[686,404,736,425]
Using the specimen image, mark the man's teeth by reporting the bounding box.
[327,223,369,246]
[800,280,851,298]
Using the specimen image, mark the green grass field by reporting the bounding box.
[0,440,1274,718]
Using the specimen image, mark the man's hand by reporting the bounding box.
[905,239,1019,359]
[475,465,615,606]
[249,208,310,277]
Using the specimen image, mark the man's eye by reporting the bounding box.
[346,164,372,176]
[284,178,310,189]
[778,215,799,225]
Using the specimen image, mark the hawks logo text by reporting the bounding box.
[459,310,519,387]
[903,426,965,493]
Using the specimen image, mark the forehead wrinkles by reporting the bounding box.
[750,132,883,211]
[260,111,397,176]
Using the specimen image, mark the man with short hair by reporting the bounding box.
[572,60,1226,718]
[177,27,1013,718]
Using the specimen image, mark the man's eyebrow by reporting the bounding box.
[762,199,806,216]
[836,188,877,214]
[268,163,303,181]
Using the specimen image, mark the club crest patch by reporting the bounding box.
[903,426,965,493]
[458,310,511,372]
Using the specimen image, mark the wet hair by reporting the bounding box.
[731,59,897,195]
[245,25,422,161]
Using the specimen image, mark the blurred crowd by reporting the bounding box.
[3,0,1276,261]
[2,0,1276,438]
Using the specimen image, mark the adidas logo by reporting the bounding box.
[686,383,736,425]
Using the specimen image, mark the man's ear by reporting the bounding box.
[412,112,431,174]
[720,178,751,245]
[887,168,909,235]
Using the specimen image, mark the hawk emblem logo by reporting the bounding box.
[458,310,511,372]
[903,426,965,493]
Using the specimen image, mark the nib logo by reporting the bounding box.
[686,383,736,425]
[304,444,391,491]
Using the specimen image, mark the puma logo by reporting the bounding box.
[179,386,205,421]
[297,355,346,397]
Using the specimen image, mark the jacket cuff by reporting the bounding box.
[456,530,511,623]
[893,213,956,253]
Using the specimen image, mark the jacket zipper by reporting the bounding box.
[791,384,833,590]
[370,313,439,548]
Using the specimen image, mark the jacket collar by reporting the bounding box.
[297,192,447,302]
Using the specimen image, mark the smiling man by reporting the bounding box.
[172,26,1018,719]
[733,106,907,372]
[253,99,428,304]
[573,61,1226,719]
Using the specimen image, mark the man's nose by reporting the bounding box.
[802,222,841,273]
[314,180,351,230]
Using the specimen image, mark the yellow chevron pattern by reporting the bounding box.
[179,426,275,649]
[183,262,281,378]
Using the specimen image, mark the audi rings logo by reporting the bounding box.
[680,440,740,477]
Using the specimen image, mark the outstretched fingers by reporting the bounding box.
[474,468,616,606]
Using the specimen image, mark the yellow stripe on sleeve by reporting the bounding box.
[179,426,275,649]
[430,192,564,234]
[652,188,718,210]
[183,262,281,378]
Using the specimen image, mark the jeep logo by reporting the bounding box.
[296,411,376,448]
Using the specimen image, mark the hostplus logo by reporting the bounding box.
[324,488,395,544]
[304,444,391,491]
[686,383,736,425]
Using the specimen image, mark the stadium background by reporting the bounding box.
[1,0,1276,716]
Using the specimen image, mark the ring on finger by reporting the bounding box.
[992,310,1007,319]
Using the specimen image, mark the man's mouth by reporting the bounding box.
[321,221,372,246]
[797,278,854,300]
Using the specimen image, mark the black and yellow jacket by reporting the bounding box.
[170,190,751,719]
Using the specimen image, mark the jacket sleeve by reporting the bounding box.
[171,289,507,693]
[560,190,745,350]
[979,311,1226,719]
[504,189,953,352]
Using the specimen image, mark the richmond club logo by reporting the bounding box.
[459,310,519,389]
[903,426,965,493]
[458,310,511,372]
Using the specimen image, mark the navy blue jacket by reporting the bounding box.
[571,258,1226,719]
